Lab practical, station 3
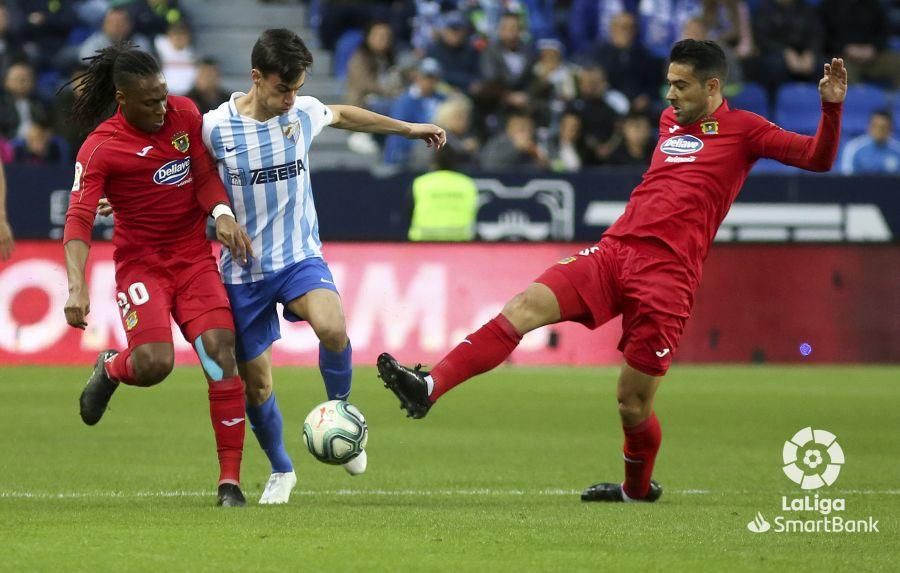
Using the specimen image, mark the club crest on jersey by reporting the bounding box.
[124,311,138,331]
[282,121,301,144]
[226,166,248,186]
[153,158,192,185]
[660,134,704,156]
[701,119,719,135]
[171,131,190,153]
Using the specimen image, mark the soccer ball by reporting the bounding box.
[302,400,368,465]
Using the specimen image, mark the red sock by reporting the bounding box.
[105,348,137,385]
[430,314,522,401]
[622,412,662,499]
[208,376,246,486]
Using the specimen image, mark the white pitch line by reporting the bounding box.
[1,489,899,500]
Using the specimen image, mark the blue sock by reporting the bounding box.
[246,392,293,473]
[319,341,352,400]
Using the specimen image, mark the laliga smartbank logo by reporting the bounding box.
[746,427,879,534]
[782,426,844,489]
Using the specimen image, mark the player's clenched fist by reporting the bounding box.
[215,215,253,266]
[64,289,90,329]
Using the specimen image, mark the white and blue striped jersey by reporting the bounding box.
[202,93,334,284]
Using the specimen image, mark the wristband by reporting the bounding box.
[212,204,235,220]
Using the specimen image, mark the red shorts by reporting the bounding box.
[114,247,234,347]
[535,237,698,376]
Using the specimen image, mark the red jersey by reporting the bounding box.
[64,95,229,260]
[605,100,843,277]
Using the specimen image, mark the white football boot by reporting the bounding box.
[258,471,297,505]
[342,450,367,476]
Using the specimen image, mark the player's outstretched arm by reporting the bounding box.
[818,57,847,103]
[748,58,846,172]
[328,104,446,149]
[64,240,91,329]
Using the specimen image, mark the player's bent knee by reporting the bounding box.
[617,399,651,426]
[194,334,237,381]
[132,353,174,386]
[244,376,272,405]
[317,326,348,352]
[502,285,558,333]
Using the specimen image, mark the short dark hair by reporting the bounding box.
[872,109,893,124]
[433,144,459,170]
[251,28,313,84]
[669,39,727,83]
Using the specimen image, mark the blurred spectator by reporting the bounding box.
[702,0,753,59]
[318,0,399,52]
[52,66,88,158]
[593,12,663,112]
[607,111,656,165]
[128,0,188,39]
[345,21,399,157]
[464,0,556,44]
[412,96,479,169]
[568,0,640,57]
[75,0,115,28]
[187,57,228,113]
[547,111,588,172]
[345,21,397,109]
[747,0,822,94]
[822,0,900,88]
[638,0,702,60]
[17,0,78,71]
[568,66,625,164]
[680,16,743,85]
[410,0,446,52]
[529,38,577,126]
[154,20,196,95]
[426,12,480,93]
[79,7,152,61]
[480,112,549,170]
[0,61,42,140]
[480,11,535,113]
[0,3,25,78]
[840,111,900,174]
[408,145,479,242]
[11,106,68,164]
[383,57,447,166]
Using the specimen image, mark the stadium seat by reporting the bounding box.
[333,29,365,80]
[842,84,890,138]
[751,158,804,175]
[68,25,94,46]
[774,83,822,135]
[729,82,768,117]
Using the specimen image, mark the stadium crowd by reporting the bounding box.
[0,0,898,174]
[0,0,225,165]
[323,0,900,173]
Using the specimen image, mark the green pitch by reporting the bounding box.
[1,365,897,572]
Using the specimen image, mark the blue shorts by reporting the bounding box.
[225,257,339,362]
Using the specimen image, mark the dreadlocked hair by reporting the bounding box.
[64,41,161,131]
